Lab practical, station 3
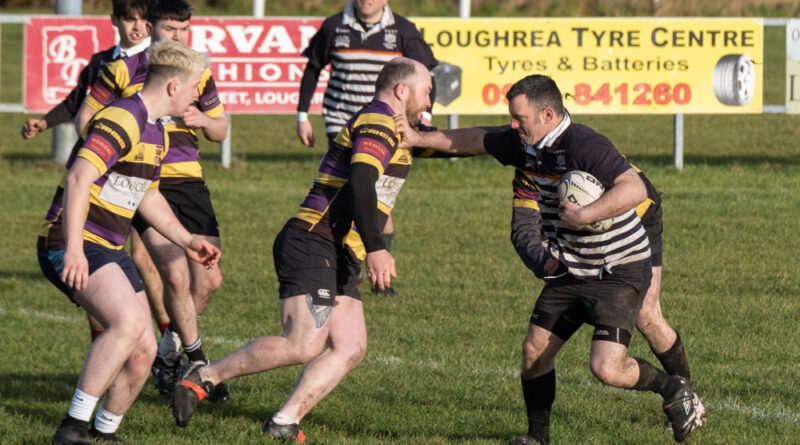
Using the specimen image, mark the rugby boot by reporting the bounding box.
[51,417,91,445]
[693,392,707,427]
[172,361,214,427]
[151,354,181,398]
[507,434,548,445]
[262,417,307,443]
[88,427,130,445]
[206,381,231,402]
[663,377,700,442]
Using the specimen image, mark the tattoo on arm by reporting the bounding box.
[306,294,333,328]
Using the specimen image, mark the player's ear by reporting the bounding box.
[166,78,179,97]
[542,106,555,124]
[394,81,408,101]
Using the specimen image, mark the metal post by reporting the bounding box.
[673,114,684,170]
[253,0,265,17]
[221,113,232,168]
[448,0,470,129]
[52,0,82,164]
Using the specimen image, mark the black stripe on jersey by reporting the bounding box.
[92,118,135,158]
[323,95,373,111]
[87,204,130,236]
[353,123,398,149]
[168,130,199,148]
[114,161,159,178]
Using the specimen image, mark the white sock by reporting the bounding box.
[93,406,123,434]
[272,412,299,426]
[157,329,182,364]
[67,389,99,422]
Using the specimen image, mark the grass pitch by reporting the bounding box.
[1,19,799,445]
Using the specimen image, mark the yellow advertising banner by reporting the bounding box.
[414,18,763,114]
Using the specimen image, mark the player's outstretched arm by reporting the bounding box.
[394,114,488,156]
[138,190,221,269]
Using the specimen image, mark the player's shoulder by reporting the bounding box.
[321,12,346,29]
[96,96,147,135]
[90,46,118,65]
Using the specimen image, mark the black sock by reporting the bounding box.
[184,338,207,363]
[521,369,555,443]
[632,357,683,399]
[654,331,691,381]
[382,233,393,252]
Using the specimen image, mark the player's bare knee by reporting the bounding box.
[164,271,190,295]
[589,356,626,386]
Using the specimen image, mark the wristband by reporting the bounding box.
[296,112,309,122]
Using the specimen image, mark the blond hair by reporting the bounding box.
[145,39,207,85]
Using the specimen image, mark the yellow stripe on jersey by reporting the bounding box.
[352,152,385,174]
[344,228,366,261]
[316,173,348,188]
[78,149,111,177]
[352,113,395,135]
[86,59,133,111]
[635,198,654,218]
[161,162,203,179]
[513,198,540,211]
[199,68,225,117]
[377,201,392,215]
[295,207,325,226]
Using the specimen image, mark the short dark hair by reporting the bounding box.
[112,0,148,19]
[148,0,192,25]
[374,58,417,93]
[506,75,565,115]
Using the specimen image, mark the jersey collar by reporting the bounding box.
[523,111,572,156]
[115,36,151,59]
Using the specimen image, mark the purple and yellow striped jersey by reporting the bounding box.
[288,99,414,261]
[85,51,224,184]
[40,94,167,251]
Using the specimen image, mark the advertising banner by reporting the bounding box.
[416,18,763,114]
[24,16,326,114]
[25,16,762,114]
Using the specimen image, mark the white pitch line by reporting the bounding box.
[3,306,799,426]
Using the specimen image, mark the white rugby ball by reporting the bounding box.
[557,170,612,232]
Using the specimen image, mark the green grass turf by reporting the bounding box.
[1,16,799,445]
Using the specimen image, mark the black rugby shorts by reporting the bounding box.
[530,259,652,346]
[131,181,220,237]
[273,225,362,305]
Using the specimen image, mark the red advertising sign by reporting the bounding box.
[24,16,328,114]
[24,17,117,112]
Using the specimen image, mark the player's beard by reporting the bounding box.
[405,96,422,128]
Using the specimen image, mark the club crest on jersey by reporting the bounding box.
[134,145,145,162]
[335,34,350,48]
[154,145,164,165]
[383,32,398,50]
[554,149,567,171]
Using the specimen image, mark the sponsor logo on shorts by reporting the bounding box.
[596,329,609,337]
[317,288,331,299]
